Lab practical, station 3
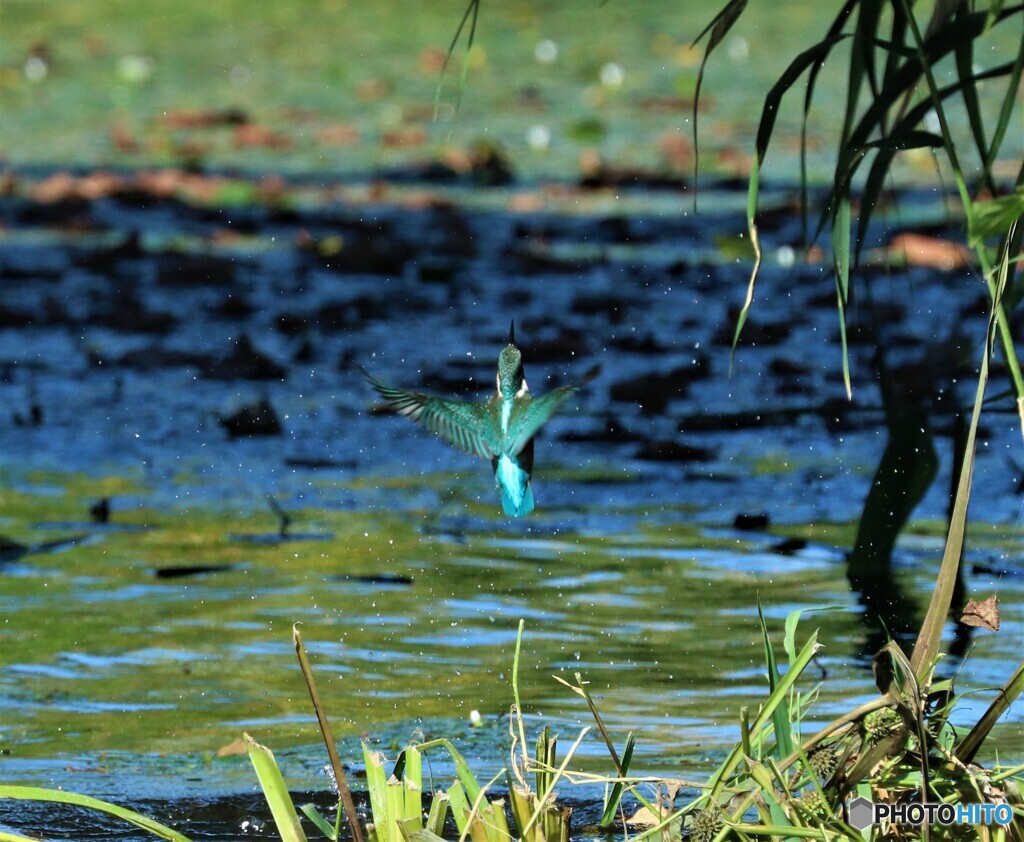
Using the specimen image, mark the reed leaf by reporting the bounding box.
[0,786,193,842]
[245,734,309,842]
[598,732,635,828]
[426,792,450,837]
[910,226,1013,682]
[364,745,392,842]
[832,195,852,399]
[301,804,338,840]
[952,5,993,194]
[435,0,480,120]
[758,602,795,760]
[985,25,1024,169]
[417,738,486,806]
[707,632,822,800]
[691,0,748,203]
[956,659,1024,764]
[732,155,762,371]
[403,747,424,825]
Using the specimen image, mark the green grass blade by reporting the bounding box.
[403,745,424,826]
[910,226,1012,682]
[731,154,762,371]
[832,194,852,399]
[745,762,795,837]
[535,726,552,797]
[386,778,406,842]
[758,602,794,760]
[0,786,193,842]
[854,147,896,266]
[426,793,450,837]
[519,727,589,842]
[245,734,309,842]
[446,782,471,835]
[957,659,1024,764]
[364,743,391,842]
[783,607,843,665]
[598,732,635,828]
[841,1,874,145]
[707,632,822,800]
[435,0,480,120]
[301,804,338,840]
[416,738,484,805]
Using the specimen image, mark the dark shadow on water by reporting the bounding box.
[846,350,939,659]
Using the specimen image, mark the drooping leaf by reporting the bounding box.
[0,786,193,842]
[833,194,852,399]
[691,0,749,202]
[951,3,993,193]
[755,34,849,164]
[730,154,763,368]
[984,25,1024,167]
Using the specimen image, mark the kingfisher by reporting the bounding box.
[363,322,593,517]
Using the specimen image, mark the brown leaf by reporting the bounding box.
[380,126,428,148]
[625,806,664,827]
[317,123,361,146]
[887,233,971,270]
[960,595,1000,631]
[233,124,293,151]
[216,737,248,757]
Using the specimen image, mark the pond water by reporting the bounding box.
[6,6,1024,839]
[1,170,1023,839]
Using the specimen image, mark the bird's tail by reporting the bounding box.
[495,454,534,517]
[500,481,535,518]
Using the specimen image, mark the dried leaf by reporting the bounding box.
[960,595,1000,631]
[216,737,249,757]
[887,233,971,270]
[625,805,664,827]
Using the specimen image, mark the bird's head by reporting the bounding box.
[497,321,527,399]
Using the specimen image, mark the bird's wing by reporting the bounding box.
[505,385,582,456]
[505,367,600,456]
[364,371,497,460]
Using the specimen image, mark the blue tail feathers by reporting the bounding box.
[495,454,534,517]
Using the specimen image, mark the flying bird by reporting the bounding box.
[364,322,594,517]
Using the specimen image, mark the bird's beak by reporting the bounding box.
[508,320,516,345]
